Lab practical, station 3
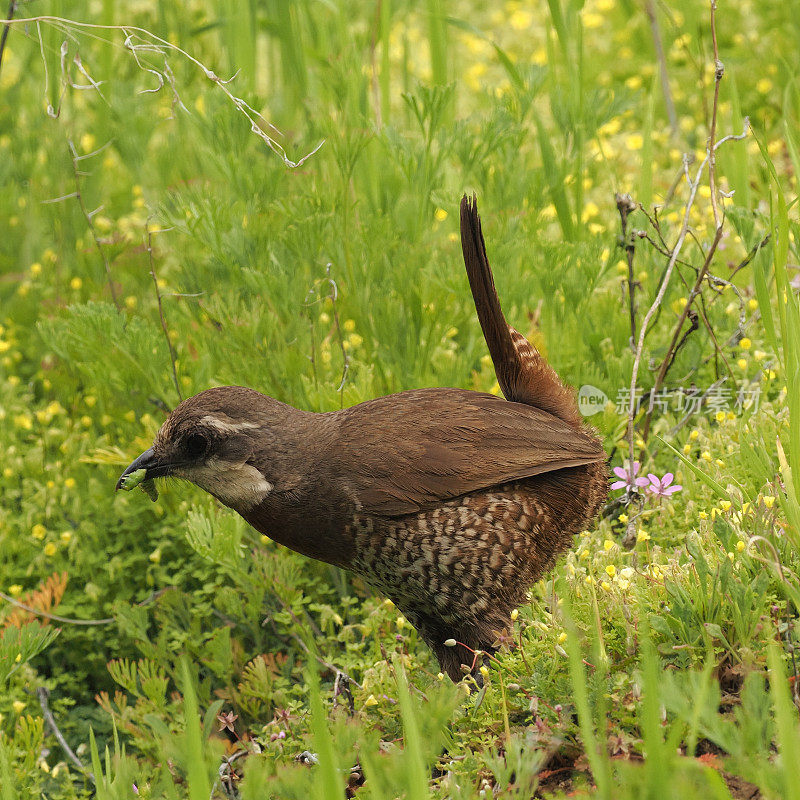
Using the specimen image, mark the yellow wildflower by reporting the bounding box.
[756,78,772,94]
[14,413,33,430]
[510,9,533,29]
[582,201,600,220]
[625,133,644,150]
[582,11,604,29]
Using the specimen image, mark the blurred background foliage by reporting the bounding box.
[1,0,800,795]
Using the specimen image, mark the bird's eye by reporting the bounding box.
[183,433,209,458]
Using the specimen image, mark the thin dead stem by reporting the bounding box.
[263,594,362,691]
[67,139,121,310]
[616,192,638,349]
[37,687,92,779]
[628,0,749,455]
[325,263,350,406]
[0,587,171,626]
[6,15,324,167]
[146,224,183,402]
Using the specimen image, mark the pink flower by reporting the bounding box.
[610,461,649,492]
[646,472,682,497]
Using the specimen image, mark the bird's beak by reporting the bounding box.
[115,447,164,491]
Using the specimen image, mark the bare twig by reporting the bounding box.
[718,232,771,286]
[36,687,92,779]
[5,16,324,167]
[616,193,638,349]
[325,263,350,406]
[211,748,249,800]
[0,587,171,626]
[663,378,726,438]
[147,224,182,402]
[67,139,121,310]
[633,1,749,444]
[263,609,363,691]
[264,582,362,689]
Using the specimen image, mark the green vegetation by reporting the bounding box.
[1,0,799,796]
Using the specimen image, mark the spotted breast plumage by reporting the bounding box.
[116,195,608,680]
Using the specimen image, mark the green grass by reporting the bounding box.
[1,0,800,796]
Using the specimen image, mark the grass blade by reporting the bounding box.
[180,658,211,800]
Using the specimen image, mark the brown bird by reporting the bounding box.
[117,195,607,680]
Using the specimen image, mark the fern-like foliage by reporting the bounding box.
[3,572,67,628]
[107,657,169,710]
[38,301,179,410]
[0,624,60,685]
[225,654,284,720]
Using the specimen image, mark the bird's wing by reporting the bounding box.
[334,388,606,516]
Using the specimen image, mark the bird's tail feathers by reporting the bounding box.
[459,194,582,429]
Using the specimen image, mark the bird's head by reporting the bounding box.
[116,386,297,509]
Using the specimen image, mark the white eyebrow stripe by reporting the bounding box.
[200,415,260,434]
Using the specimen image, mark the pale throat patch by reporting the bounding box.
[175,456,273,509]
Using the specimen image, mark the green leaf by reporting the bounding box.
[656,436,733,503]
